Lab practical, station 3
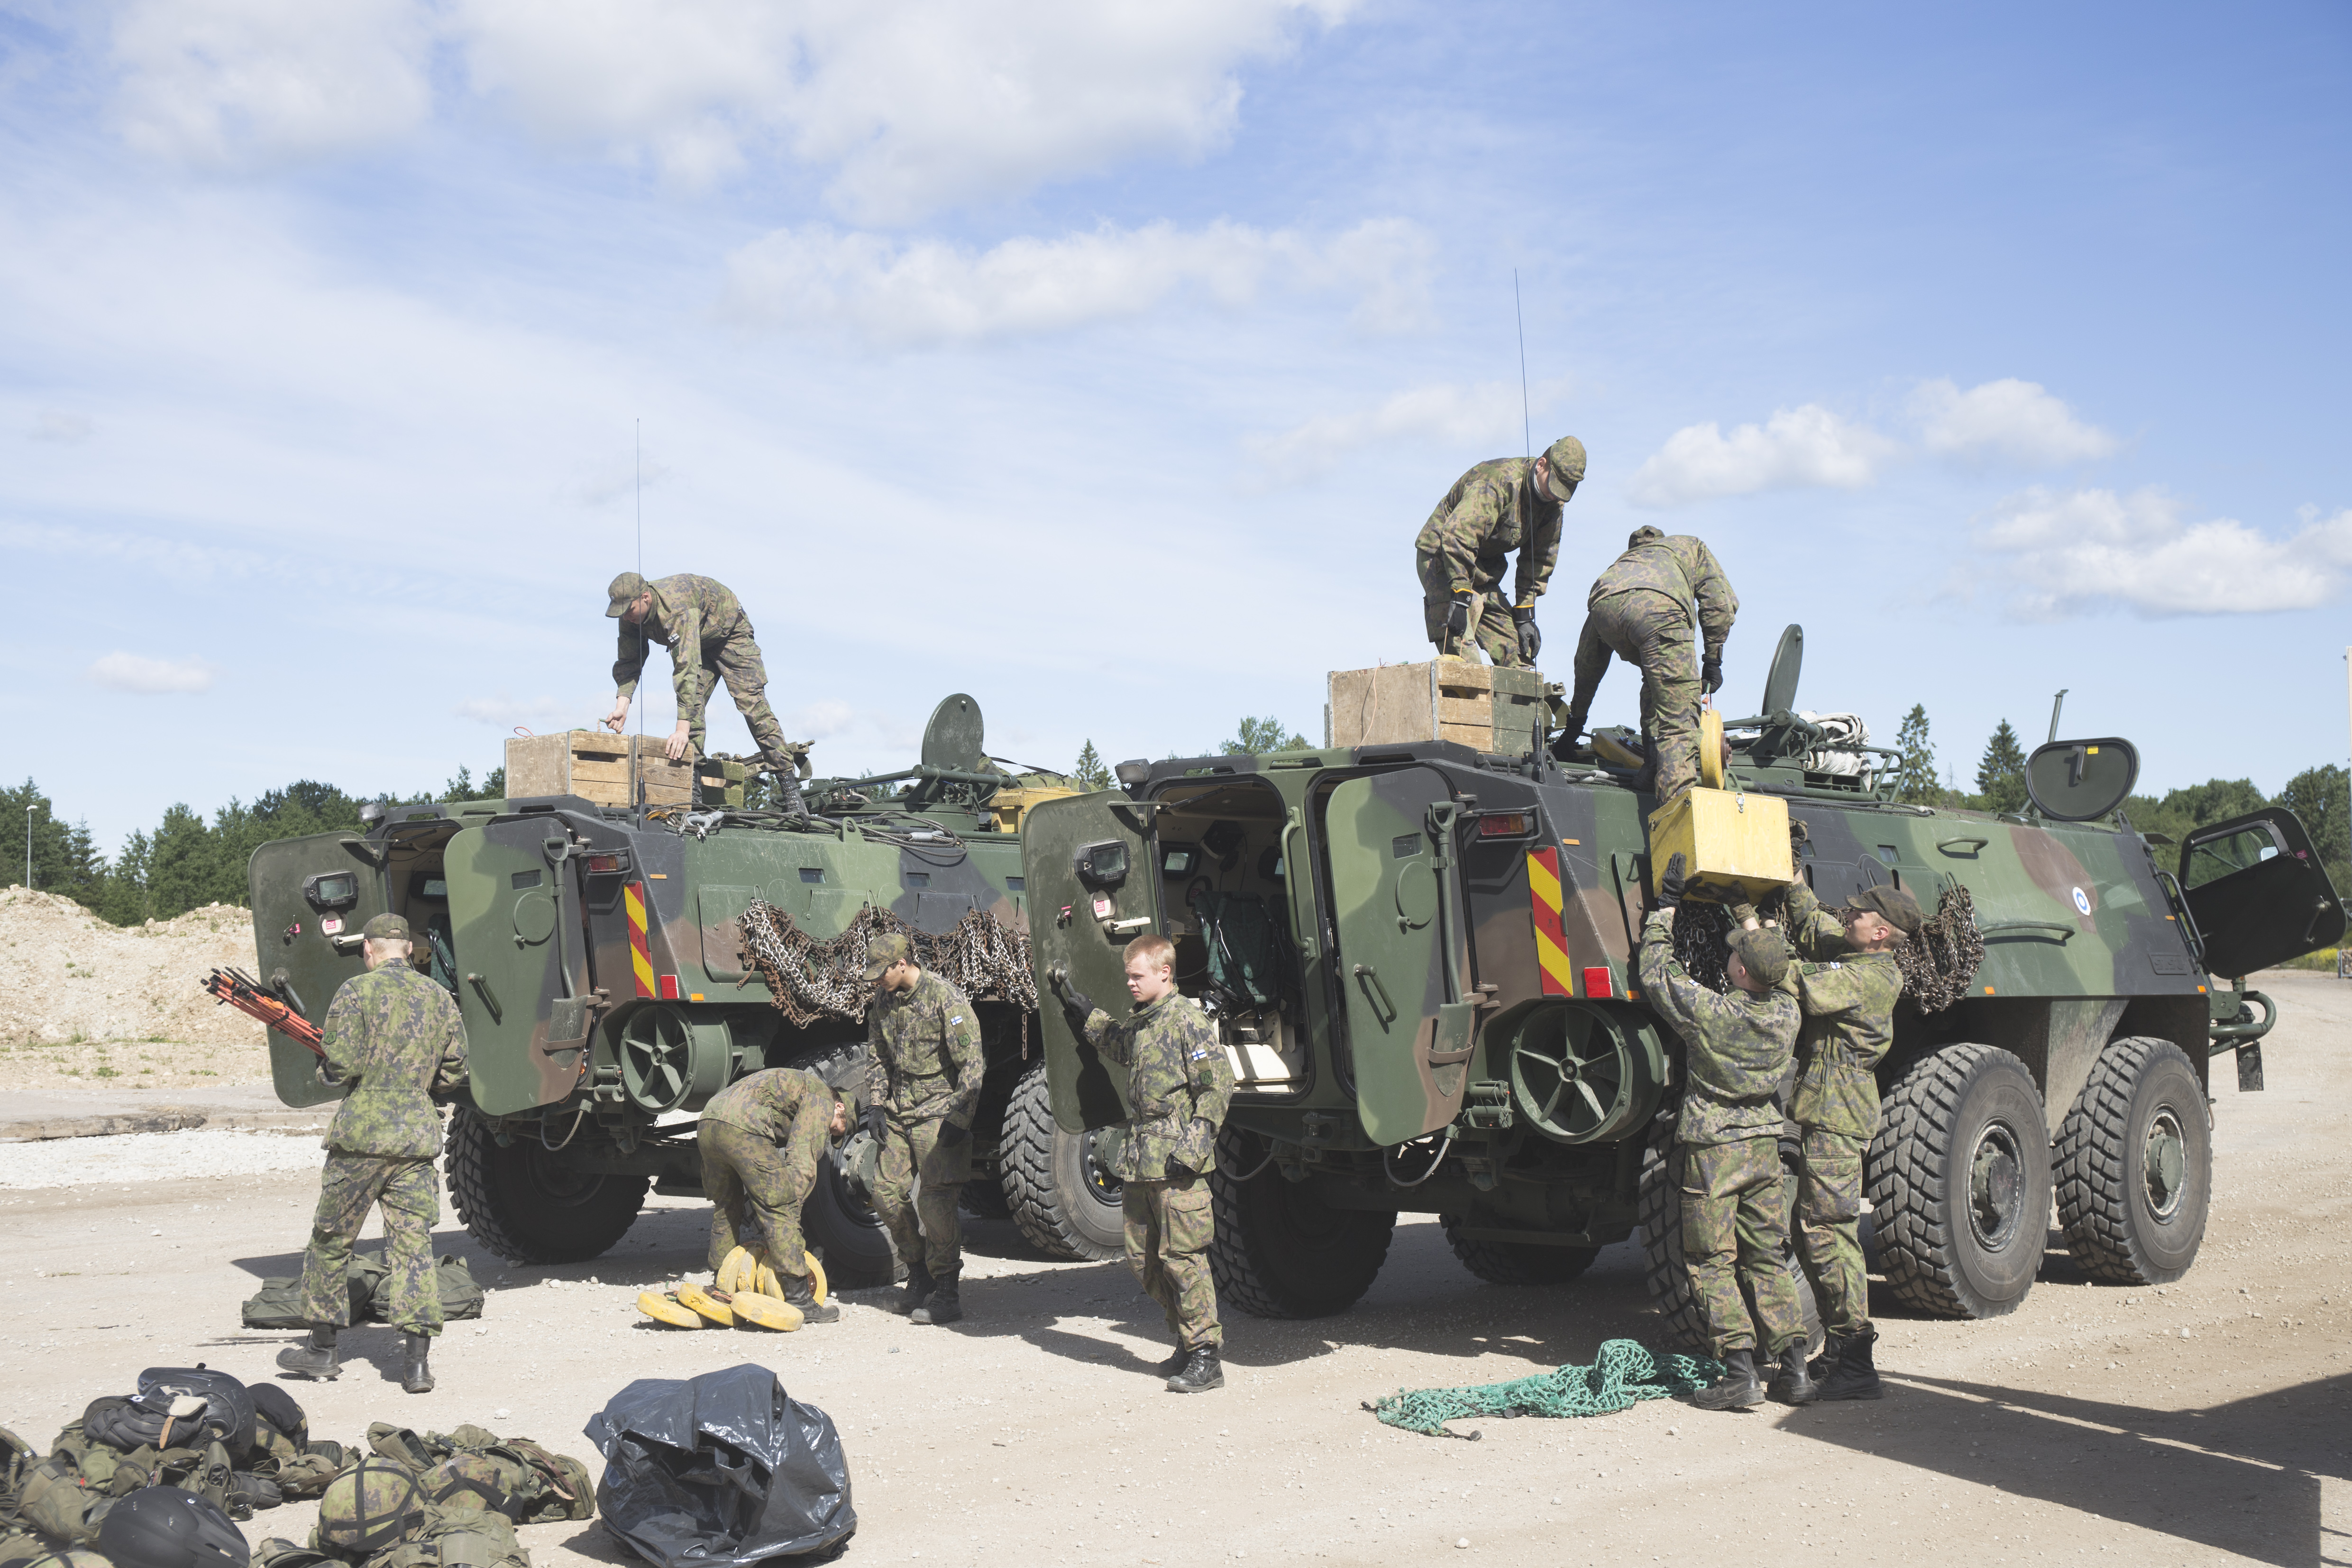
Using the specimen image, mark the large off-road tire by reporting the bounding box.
[1441,1218,1599,1285]
[1208,1127,1395,1318]
[787,1042,901,1288]
[1868,1043,2050,1319]
[1000,1060,1123,1261]
[1637,1118,1821,1354]
[2055,1037,2210,1284]
[446,1110,648,1265]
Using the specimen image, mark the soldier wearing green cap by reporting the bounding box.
[860,931,984,1323]
[1638,853,1812,1411]
[1558,527,1739,801]
[601,571,810,817]
[277,911,469,1394]
[1414,435,1586,669]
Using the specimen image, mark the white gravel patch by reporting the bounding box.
[0,1128,326,1189]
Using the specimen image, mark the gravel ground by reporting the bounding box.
[0,1126,327,1188]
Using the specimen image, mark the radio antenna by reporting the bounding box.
[1514,269,1531,459]
[633,419,645,808]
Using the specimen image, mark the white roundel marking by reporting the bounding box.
[2072,886,2092,916]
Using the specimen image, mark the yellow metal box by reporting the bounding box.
[1647,786,1794,898]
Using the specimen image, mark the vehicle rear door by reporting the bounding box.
[247,833,391,1108]
[1021,791,1162,1131]
[1324,766,1475,1144]
[446,818,594,1114]
[2179,808,2345,978]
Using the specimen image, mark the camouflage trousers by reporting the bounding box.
[698,1120,814,1280]
[297,1153,441,1336]
[1123,1171,1221,1350]
[872,1114,970,1278]
[1795,1127,1871,1337]
[1569,589,1701,798]
[1681,1136,1805,1357]
[1415,547,1531,669]
[684,627,791,770]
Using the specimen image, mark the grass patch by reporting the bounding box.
[2273,947,2343,972]
[93,1065,119,1078]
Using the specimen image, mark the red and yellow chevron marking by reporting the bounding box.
[1528,848,1573,997]
[625,881,655,999]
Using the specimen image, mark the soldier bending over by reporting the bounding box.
[1559,527,1738,800]
[698,1067,851,1324]
[862,933,983,1325]
[1414,436,1586,668]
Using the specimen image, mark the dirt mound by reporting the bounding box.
[0,886,268,1091]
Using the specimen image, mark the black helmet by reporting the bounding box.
[97,1485,250,1568]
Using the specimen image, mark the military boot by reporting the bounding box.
[893,1262,933,1317]
[1807,1332,1848,1382]
[1691,1348,1764,1411]
[1166,1347,1224,1394]
[784,1274,840,1325]
[275,1327,339,1381]
[401,1334,435,1394]
[911,1270,961,1325]
[771,769,812,823]
[1767,1343,1817,1406]
[1154,1344,1191,1377]
[1815,1326,1882,1401]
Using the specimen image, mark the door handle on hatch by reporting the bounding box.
[466,973,503,1024]
[1353,963,1398,1027]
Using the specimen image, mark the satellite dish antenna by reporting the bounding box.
[921,694,986,774]
[1760,625,1803,716]
[2025,738,2140,822]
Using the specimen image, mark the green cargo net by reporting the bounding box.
[1367,1339,1722,1440]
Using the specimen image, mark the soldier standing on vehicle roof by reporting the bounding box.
[1557,527,1738,800]
[1048,935,1235,1394]
[276,912,468,1394]
[1638,853,1814,1411]
[1414,435,1587,669]
[1735,876,1921,1401]
[698,1067,852,1325]
[600,571,811,819]
[861,932,984,1325]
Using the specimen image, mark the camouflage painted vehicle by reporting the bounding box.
[241,697,1118,1284]
[1023,629,2343,1330]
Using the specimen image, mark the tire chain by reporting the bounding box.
[736,899,1038,1029]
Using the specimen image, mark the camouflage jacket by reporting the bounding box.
[611,574,752,721]
[1588,534,1738,661]
[1780,880,1903,1138]
[864,970,983,1126]
[318,963,469,1160]
[1080,990,1233,1181]
[1637,909,1798,1144]
[701,1067,835,1175]
[1414,457,1565,605]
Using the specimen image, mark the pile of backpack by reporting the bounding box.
[0,1367,593,1568]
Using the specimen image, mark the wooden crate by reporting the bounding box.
[1327,659,1545,755]
[1647,786,1794,898]
[506,731,702,807]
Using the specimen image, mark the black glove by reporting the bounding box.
[1657,852,1688,910]
[1558,711,1587,751]
[861,1104,887,1143]
[938,1121,970,1147]
[1700,657,1723,695]
[1445,591,1472,638]
[1047,963,1095,1025]
[1513,604,1540,662]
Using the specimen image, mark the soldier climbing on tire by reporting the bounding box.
[696,1067,852,1325]
[1414,436,1586,669]
[1557,526,1738,801]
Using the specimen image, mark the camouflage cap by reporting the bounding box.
[361,912,412,941]
[606,571,649,617]
[1848,884,1925,936]
[1542,435,1586,499]
[1628,525,1666,548]
[1727,926,1791,990]
[862,931,914,981]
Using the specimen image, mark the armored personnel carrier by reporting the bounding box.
[239,697,1118,1284]
[1023,630,2341,1331]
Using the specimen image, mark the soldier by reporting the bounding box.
[861,932,983,1324]
[1737,877,1920,1401]
[1638,854,1813,1410]
[276,913,468,1394]
[1046,935,1235,1394]
[601,571,810,818]
[1558,527,1738,800]
[1414,436,1587,668]
[697,1067,852,1324]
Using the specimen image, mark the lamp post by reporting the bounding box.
[23,804,31,892]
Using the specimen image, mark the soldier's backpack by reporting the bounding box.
[9,1458,107,1546]
[5,1542,111,1568]
[102,1440,238,1516]
[365,1429,588,1528]
[311,1460,423,1563]
[241,1258,484,1332]
[361,1506,530,1568]
[253,1541,335,1568]
[85,1370,256,1465]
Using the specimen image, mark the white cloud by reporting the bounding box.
[1627,404,1894,508]
[1913,377,2118,466]
[1973,487,2352,617]
[1244,379,1566,486]
[29,411,94,443]
[722,217,1429,347]
[86,651,215,693]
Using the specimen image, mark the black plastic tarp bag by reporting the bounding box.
[584,1364,853,1566]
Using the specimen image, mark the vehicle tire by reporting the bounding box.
[445,1109,648,1265]
[1208,1127,1395,1318]
[1867,1043,2050,1319]
[786,1042,902,1288]
[1441,1218,1598,1285]
[1637,1117,1821,1354]
[2055,1037,2209,1285]
[999,1060,1123,1261]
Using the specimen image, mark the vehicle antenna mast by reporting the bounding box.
[1513,269,1531,459]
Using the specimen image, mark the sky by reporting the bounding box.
[3,0,2348,854]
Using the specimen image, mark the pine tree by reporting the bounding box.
[1073,742,1110,790]
[1223,716,1312,754]
[1893,705,1938,805]
[1975,721,2028,814]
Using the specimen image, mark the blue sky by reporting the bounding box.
[3,0,2347,853]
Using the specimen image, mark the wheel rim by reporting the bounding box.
[1967,1119,2026,1252]
[2143,1108,2187,1221]
[522,1145,607,1207]
[1079,1127,1122,1206]
[618,1007,692,1112]
[1510,1007,1630,1142]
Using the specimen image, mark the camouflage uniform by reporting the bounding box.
[1414,458,1566,668]
[297,963,468,1337]
[1636,910,1805,1358]
[1080,991,1235,1351]
[1779,878,1903,1338]
[611,573,792,767]
[697,1068,835,1279]
[1566,533,1737,798]
[865,971,983,1279]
